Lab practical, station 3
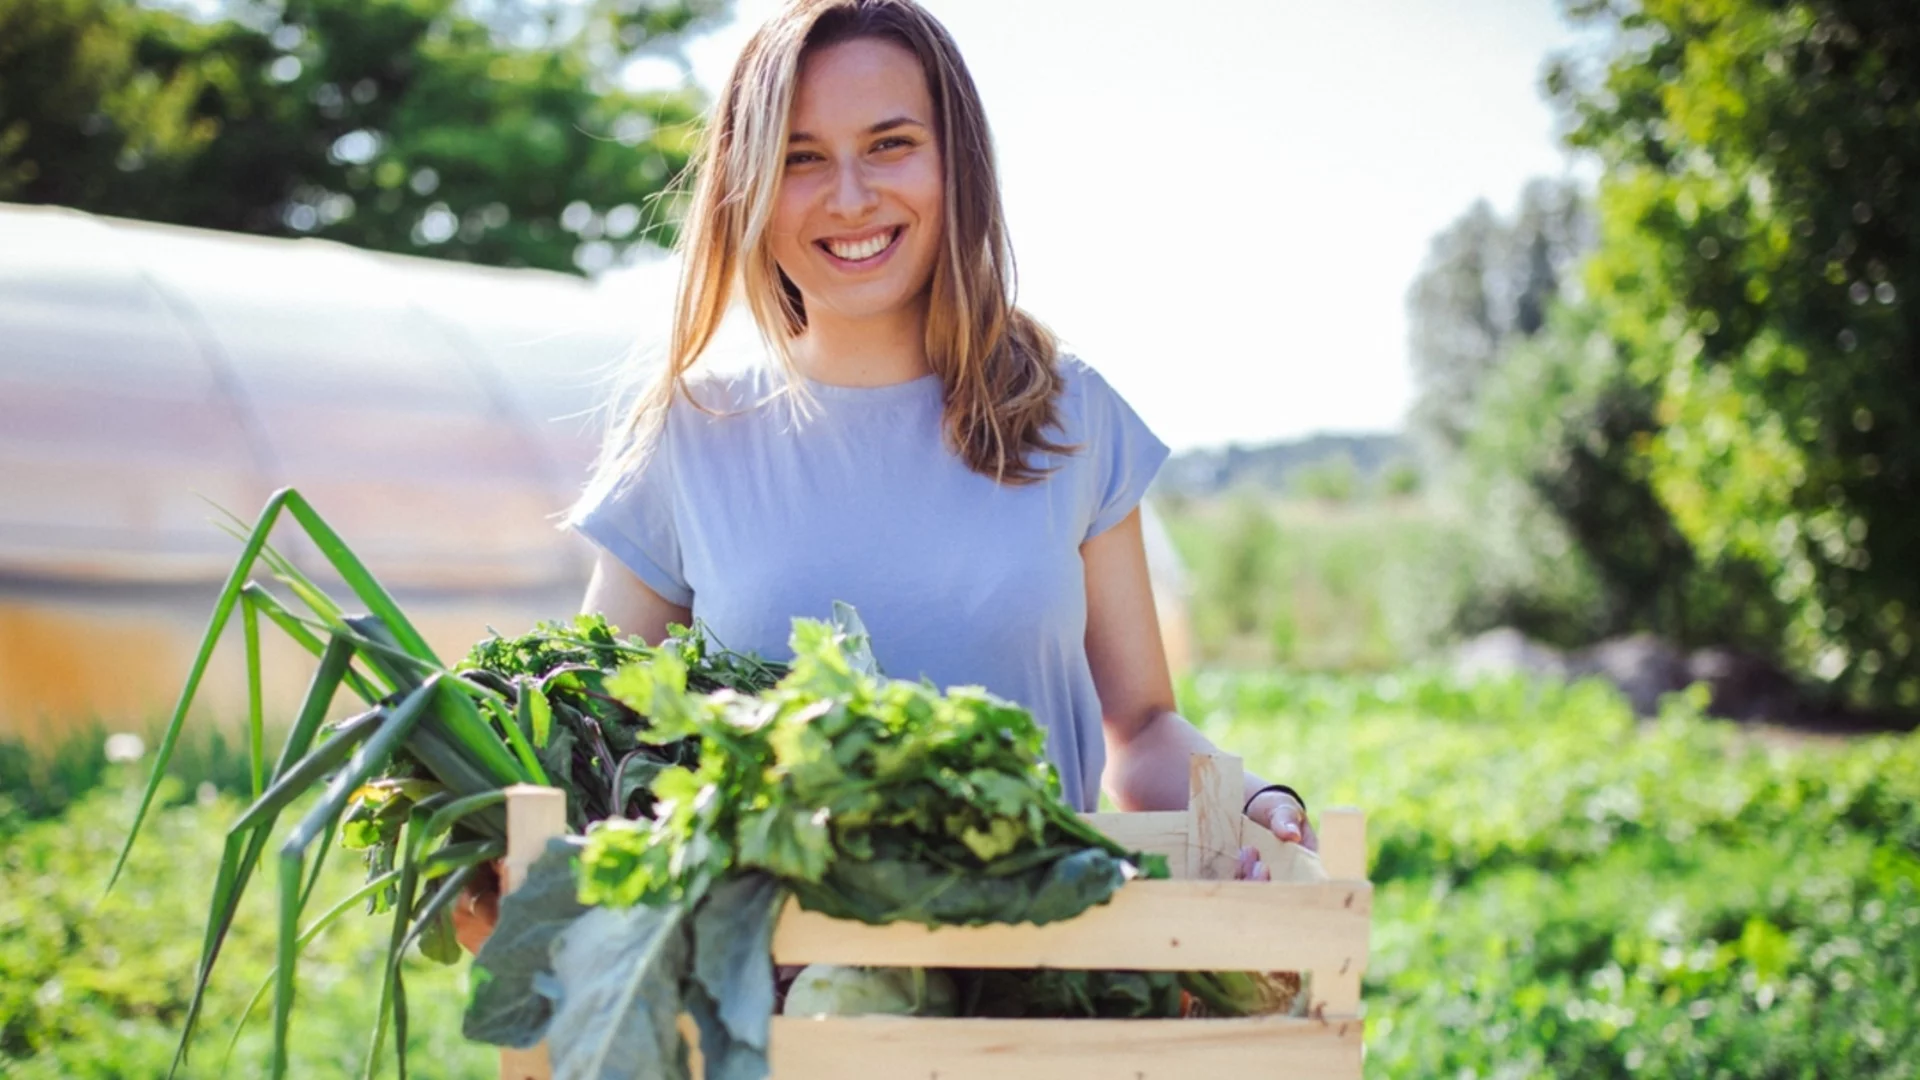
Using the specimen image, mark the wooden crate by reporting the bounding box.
[497,753,1370,1079]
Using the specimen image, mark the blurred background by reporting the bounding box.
[3,1,1918,1077]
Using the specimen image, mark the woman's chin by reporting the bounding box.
[805,284,930,325]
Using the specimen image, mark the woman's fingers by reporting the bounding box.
[1267,802,1305,845]
[1233,845,1274,881]
[452,859,503,955]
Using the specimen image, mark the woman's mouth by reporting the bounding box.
[818,226,902,268]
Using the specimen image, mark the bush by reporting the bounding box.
[1448,302,1791,654]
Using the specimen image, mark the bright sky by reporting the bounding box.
[636,0,1590,452]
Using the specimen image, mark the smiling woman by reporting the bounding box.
[511,0,1318,946]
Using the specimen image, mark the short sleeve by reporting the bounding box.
[1078,361,1171,542]
[570,425,693,608]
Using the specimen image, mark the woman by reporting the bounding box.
[457,0,1312,950]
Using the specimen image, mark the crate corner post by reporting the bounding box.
[1315,805,1369,1019]
[499,784,565,1080]
[1186,751,1246,879]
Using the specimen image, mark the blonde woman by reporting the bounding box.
[457,0,1312,951]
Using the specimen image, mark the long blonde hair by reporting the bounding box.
[567,0,1070,525]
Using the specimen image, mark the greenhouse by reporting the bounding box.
[0,202,1188,738]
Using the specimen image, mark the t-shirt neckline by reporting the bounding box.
[796,370,942,405]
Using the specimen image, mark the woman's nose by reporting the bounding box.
[826,160,880,218]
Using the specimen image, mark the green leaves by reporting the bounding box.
[470,856,782,1080]
[465,841,592,1048]
[581,614,1145,924]
[133,490,1131,1080]
[688,874,783,1056]
[545,904,694,1080]
[114,492,765,1080]
[3,0,720,272]
[737,806,832,883]
[465,607,1148,1078]
[790,847,1133,928]
[1547,0,1920,709]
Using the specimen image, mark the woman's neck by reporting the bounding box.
[789,297,933,387]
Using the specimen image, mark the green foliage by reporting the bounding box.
[469,858,782,1080]
[0,722,253,832]
[1288,452,1360,503]
[461,842,589,1048]
[1163,495,1471,671]
[469,614,1155,1078]
[0,775,492,1078]
[1407,179,1591,455]
[1378,457,1423,498]
[106,489,785,1080]
[0,0,721,272]
[1552,0,1920,709]
[1451,300,1791,651]
[1185,668,1920,1078]
[13,669,1920,1076]
[574,615,1145,922]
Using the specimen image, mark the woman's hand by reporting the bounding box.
[452,860,503,955]
[1233,789,1319,882]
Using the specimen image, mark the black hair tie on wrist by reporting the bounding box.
[1243,783,1307,818]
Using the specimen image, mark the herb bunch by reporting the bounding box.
[575,609,1157,923]
[339,614,787,916]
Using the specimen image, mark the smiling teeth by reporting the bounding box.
[827,230,893,261]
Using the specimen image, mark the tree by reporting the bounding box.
[1457,300,1785,652]
[1406,178,1591,455]
[1552,0,1920,709]
[0,0,725,272]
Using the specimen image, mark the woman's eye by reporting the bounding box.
[784,151,820,167]
[872,137,913,153]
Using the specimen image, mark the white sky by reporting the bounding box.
[645,0,1591,452]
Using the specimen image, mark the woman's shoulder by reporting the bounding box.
[662,362,785,428]
[1049,352,1131,430]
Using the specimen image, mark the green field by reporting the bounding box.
[1159,493,1471,672]
[6,668,1915,1078]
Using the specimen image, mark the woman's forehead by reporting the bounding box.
[789,38,932,138]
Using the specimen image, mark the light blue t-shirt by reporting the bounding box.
[571,354,1169,811]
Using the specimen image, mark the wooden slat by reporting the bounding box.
[1083,810,1188,859]
[502,785,566,892]
[500,785,563,1080]
[1317,809,1367,881]
[1186,752,1244,879]
[1083,813,1326,884]
[771,879,1370,973]
[767,1015,1363,1080]
[1313,808,1368,1015]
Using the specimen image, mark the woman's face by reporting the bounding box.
[770,37,945,327]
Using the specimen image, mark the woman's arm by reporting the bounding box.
[1083,508,1314,851]
[580,547,693,646]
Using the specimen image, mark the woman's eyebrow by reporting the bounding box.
[787,116,928,143]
